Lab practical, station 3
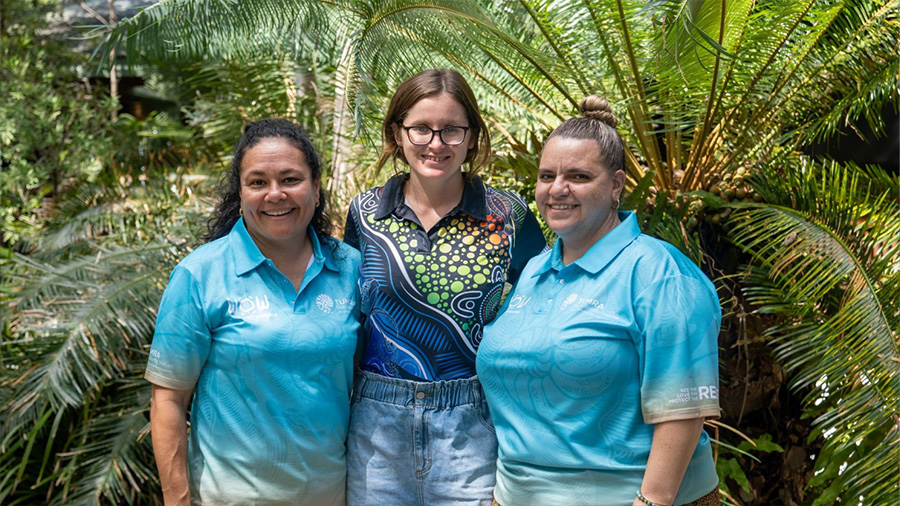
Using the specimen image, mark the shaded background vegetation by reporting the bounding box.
[2,1,897,505]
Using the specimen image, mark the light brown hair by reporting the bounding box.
[376,69,491,177]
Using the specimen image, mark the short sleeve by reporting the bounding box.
[507,196,546,284]
[343,200,361,250]
[145,266,211,391]
[634,274,721,424]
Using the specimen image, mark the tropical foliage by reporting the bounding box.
[0,0,115,247]
[1,177,202,506]
[729,160,899,505]
[2,0,897,504]
[1,135,211,505]
[3,4,214,503]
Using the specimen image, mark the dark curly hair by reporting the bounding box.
[204,118,334,244]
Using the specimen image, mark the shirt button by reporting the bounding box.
[558,279,565,285]
[415,392,425,400]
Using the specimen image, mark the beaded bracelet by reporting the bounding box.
[635,490,672,506]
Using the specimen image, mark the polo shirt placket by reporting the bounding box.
[345,174,545,381]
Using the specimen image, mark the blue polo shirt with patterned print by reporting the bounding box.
[145,218,360,506]
[344,174,546,381]
[477,211,720,506]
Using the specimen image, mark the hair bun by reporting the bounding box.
[579,95,618,128]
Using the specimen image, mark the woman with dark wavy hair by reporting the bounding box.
[146,118,361,506]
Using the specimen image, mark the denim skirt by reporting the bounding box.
[346,370,498,506]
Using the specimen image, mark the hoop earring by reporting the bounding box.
[612,197,620,210]
[239,206,243,216]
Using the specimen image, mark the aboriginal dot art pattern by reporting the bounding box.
[346,176,544,381]
[395,215,508,320]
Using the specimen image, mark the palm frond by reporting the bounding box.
[53,382,156,506]
[2,170,206,502]
[785,1,898,143]
[183,58,319,140]
[6,242,177,413]
[353,0,576,118]
[728,159,900,505]
[99,0,348,66]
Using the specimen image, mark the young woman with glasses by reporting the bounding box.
[343,69,546,506]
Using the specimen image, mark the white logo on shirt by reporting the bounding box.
[227,295,276,320]
[506,294,531,313]
[314,295,355,314]
[560,293,604,314]
[316,294,334,313]
[668,385,719,404]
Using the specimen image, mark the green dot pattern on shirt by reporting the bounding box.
[384,215,511,317]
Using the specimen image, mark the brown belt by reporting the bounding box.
[492,487,719,506]
[683,487,719,506]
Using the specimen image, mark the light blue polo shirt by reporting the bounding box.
[477,211,720,506]
[146,218,361,506]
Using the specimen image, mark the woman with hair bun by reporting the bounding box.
[478,96,722,506]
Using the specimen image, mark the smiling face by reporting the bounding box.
[239,137,320,254]
[536,136,625,262]
[394,92,475,185]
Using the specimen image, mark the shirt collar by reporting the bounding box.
[374,173,487,221]
[230,218,336,276]
[534,211,641,276]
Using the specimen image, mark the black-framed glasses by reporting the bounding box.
[400,124,470,146]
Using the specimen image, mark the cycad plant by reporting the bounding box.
[728,160,899,505]
[102,0,897,195]
[13,0,892,503]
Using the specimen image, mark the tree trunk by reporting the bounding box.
[328,38,359,218]
[107,0,117,120]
